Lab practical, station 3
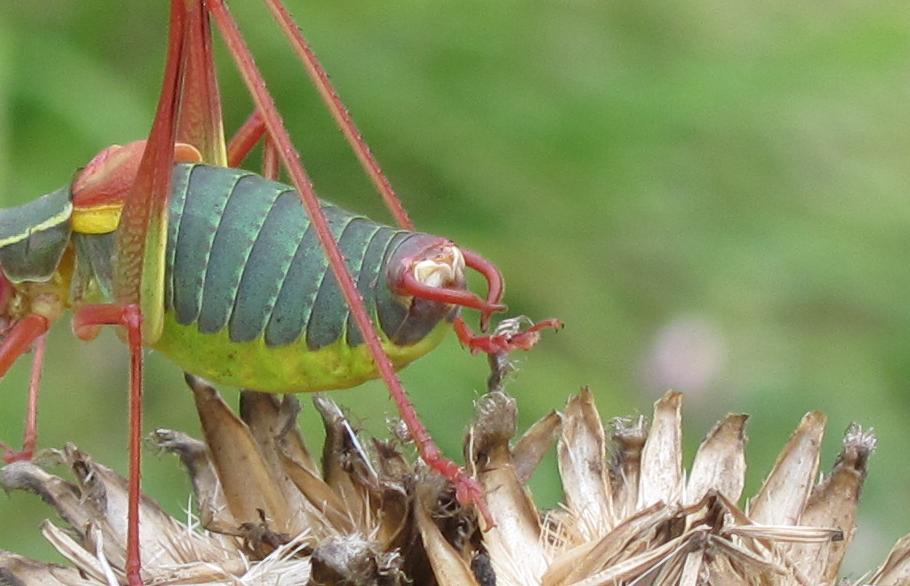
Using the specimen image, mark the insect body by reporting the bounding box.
[0,3,560,583]
[160,165,459,391]
[1,162,473,392]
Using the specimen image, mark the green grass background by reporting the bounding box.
[1,0,910,576]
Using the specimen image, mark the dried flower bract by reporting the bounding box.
[1,380,906,585]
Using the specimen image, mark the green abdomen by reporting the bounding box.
[153,164,451,393]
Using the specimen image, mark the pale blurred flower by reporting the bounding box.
[643,315,727,398]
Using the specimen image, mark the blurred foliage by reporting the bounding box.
[1,0,909,575]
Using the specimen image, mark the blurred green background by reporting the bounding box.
[1,0,909,576]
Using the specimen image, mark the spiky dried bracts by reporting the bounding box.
[1,384,906,585]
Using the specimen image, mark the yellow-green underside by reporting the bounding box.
[153,310,451,393]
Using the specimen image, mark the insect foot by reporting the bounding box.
[0,443,35,465]
[454,471,495,530]
[456,314,564,355]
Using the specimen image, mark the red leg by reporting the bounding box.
[262,1,560,350]
[0,314,48,379]
[0,316,50,464]
[454,315,563,355]
[227,110,266,167]
[263,0,414,230]
[2,334,47,463]
[207,0,493,527]
[176,0,226,166]
[70,3,187,582]
[262,137,280,181]
[73,303,144,586]
[80,8,194,578]
[394,266,505,315]
[113,1,186,319]
[225,110,275,173]
[390,245,506,328]
[462,249,504,331]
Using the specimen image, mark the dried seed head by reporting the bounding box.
[309,534,404,586]
[471,391,518,452]
[1,380,906,586]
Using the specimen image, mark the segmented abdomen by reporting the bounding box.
[164,164,433,350]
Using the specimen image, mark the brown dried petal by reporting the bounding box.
[724,524,842,545]
[649,532,696,586]
[0,458,87,538]
[557,388,614,538]
[540,540,598,586]
[151,428,237,530]
[679,550,708,586]
[709,535,789,576]
[706,552,758,586]
[545,502,672,585]
[41,522,120,584]
[0,551,96,586]
[788,424,875,584]
[868,534,910,585]
[687,414,748,505]
[279,394,320,476]
[240,390,313,520]
[749,411,826,526]
[638,390,684,509]
[472,391,548,585]
[187,374,293,532]
[415,480,479,586]
[61,445,232,566]
[278,445,355,535]
[313,395,371,523]
[609,415,647,522]
[373,437,410,480]
[569,531,690,586]
[512,410,560,485]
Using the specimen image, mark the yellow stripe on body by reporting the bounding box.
[71,204,123,234]
[0,201,73,247]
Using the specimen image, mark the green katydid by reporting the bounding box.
[0,2,560,584]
